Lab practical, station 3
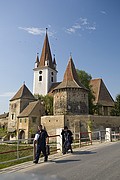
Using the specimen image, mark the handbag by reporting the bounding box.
[46,145,50,155]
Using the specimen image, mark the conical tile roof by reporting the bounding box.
[54,57,88,90]
[10,84,35,101]
[38,31,54,69]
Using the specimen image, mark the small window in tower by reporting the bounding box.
[39,76,42,81]
[11,114,14,120]
[51,72,54,75]
[51,77,53,82]
[32,117,36,123]
[39,71,42,74]
[20,119,22,123]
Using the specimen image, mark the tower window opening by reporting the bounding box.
[51,77,53,82]
[11,114,14,120]
[39,76,42,81]
[39,71,42,74]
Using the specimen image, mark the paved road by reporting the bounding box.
[1,142,120,180]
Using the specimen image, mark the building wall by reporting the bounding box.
[89,115,120,130]
[54,88,88,115]
[8,98,35,132]
[0,117,8,129]
[18,117,29,139]
[18,116,41,140]
[41,115,65,136]
[33,67,57,96]
[97,106,113,116]
[8,99,21,131]
[41,114,120,137]
[17,101,45,139]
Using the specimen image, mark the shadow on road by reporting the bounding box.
[73,150,96,155]
[54,159,81,163]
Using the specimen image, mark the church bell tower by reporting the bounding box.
[33,29,57,96]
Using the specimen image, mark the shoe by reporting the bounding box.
[44,159,47,162]
[44,159,48,162]
[33,159,38,164]
[71,150,73,153]
[44,156,48,162]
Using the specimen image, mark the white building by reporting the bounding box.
[33,29,57,96]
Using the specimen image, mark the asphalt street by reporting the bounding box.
[1,141,120,180]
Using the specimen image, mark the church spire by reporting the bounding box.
[63,56,79,83]
[35,53,39,68]
[63,56,87,89]
[54,56,87,90]
[38,28,53,69]
[53,54,57,69]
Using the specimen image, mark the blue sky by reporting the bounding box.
[0,0,120,114]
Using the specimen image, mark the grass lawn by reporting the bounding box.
[0,143,58,169]
[0,144,33,169]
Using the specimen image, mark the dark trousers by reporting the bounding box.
[35,145,47,162]
[63,140,72,154]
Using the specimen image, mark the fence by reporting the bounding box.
[0,135,60,165]
[0,130,120,165]
[72,132,92,148]
[111,132,120,141]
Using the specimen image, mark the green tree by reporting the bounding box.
[76,69,95,114]
[110,94,120,116]
[35,94,53,115]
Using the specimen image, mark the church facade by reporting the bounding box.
[3,29,120,140]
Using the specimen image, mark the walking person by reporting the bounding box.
[33,125,49,164]
[61,126,73,154]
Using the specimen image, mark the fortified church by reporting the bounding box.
[1,29,119,140]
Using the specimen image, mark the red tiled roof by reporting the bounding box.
[10,84,35,101]
[54,57,88,90]
[90,78,114,106]
[18,101,39,118]
[38,31,54,70]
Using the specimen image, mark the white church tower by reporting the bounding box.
[33,29,57,96]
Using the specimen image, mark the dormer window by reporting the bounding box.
[45,60,49,66]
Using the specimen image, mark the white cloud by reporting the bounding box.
[0,92,15,97]
[86,26,96,31]
[18,27,55,37]
[100,11,107,15]
[66,27,76,34]
[72,23,81,29]
[80,18,88,25]
[65,17,96,35]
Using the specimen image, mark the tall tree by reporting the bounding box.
[110,94,120,116]
[76,69,95,114]
[35,94,53,115]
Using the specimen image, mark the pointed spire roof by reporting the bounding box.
[54,56,88,90]
[35,53,39,67]
[10,84,35,101]
[38,29,54,69]
[53,54,57,65]
[35,53,39,63]
[90,78,114,106]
